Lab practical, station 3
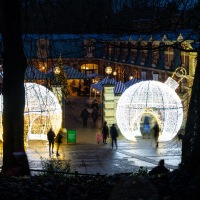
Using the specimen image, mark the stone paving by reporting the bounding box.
[0,96,182,175]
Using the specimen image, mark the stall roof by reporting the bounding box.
[63,66,87,79]
[25,66,87,80]
[25,65,48,80]
[91,76,140,94]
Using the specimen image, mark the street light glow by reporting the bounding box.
[54,66,61,75]
[105,66,112,75]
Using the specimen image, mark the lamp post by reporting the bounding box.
[105,66,112,83]
[113,71,117,80]
[51,55,69,129]
[53,65,61,84]
[54,66,61,75]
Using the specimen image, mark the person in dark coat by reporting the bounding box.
[92,99,98,110]
[149,159,169,176]
[47,128,55,154]
[55,129,63,157]
[153,121,159,147]
[110,124,119,149]
[102,121,109,144]
[91,107,98,123]
[80,107,89,127]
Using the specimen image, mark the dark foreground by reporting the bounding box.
[0,170,199,200]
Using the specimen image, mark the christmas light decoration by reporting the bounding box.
[116,80,183,142]
[0,83,62,141]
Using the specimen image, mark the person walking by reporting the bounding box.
[96,129,103,144]
[142,116,150,139]
[47,128,55,154]
[102,121,109,144]
[80,107,89,127]
[153,121,159,147]
[110,124,119,149]
[91,99,98,110]
[55,129,63,157]
[91,107,98,124]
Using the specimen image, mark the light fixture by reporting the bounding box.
[116,80,183,142]
[129,76,133,80]
[54,66,61,75]
[113,71,117,80]
[105,66,112,75]
[133,69,138,79]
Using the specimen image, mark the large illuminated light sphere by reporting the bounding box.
[116,80,183,142]
[0,83,62,141]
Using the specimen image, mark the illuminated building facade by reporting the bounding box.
[0,31,197,140]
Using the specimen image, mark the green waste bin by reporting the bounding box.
[67,130,76,144]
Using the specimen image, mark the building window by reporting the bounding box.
[153,73,159,81]
[80,63,98,75]
[141,71,146,80]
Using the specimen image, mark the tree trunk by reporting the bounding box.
[1,0,30,176]
[181,48,200,176]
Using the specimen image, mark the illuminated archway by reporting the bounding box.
[0,83,62,141]
[116,80,183,142]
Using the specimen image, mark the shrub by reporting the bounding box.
[131,166,149,177]
[40,156,71,175]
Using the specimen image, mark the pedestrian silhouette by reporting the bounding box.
[110,124,119,149]
[142,116,150,139]
[153,121,159,147]
[91,99,98,110]
[92,107,98,124]
[47,128,55,154]
[102,121,109,144]
[80,107,89,127]
[149,159,169,176]
[96,130,103,144]
[55,129,63,157]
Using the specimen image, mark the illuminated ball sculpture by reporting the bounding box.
[116,80,183,142]
[0,83,62,141]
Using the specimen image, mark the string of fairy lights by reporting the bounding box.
[116,79,183,142]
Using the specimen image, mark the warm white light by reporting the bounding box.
[129,76,134,80]
[116,80,183,142]
[113,71,117,76]
[54,66,61,75]
[165,77,179,90]
[0,83,62,141]
[105,66,112,75]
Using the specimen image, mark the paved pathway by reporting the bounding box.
[0,96,182,175]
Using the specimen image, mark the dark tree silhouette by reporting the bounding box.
[181,47,200,176]
[1,0,30,176]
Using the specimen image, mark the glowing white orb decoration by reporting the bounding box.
[116,80,183,142]
[0,83,62,141]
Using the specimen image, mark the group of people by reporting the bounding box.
[47,128,63,157]
[97,121,119,149]
[47,115,169,177]
[80,99,99,128]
